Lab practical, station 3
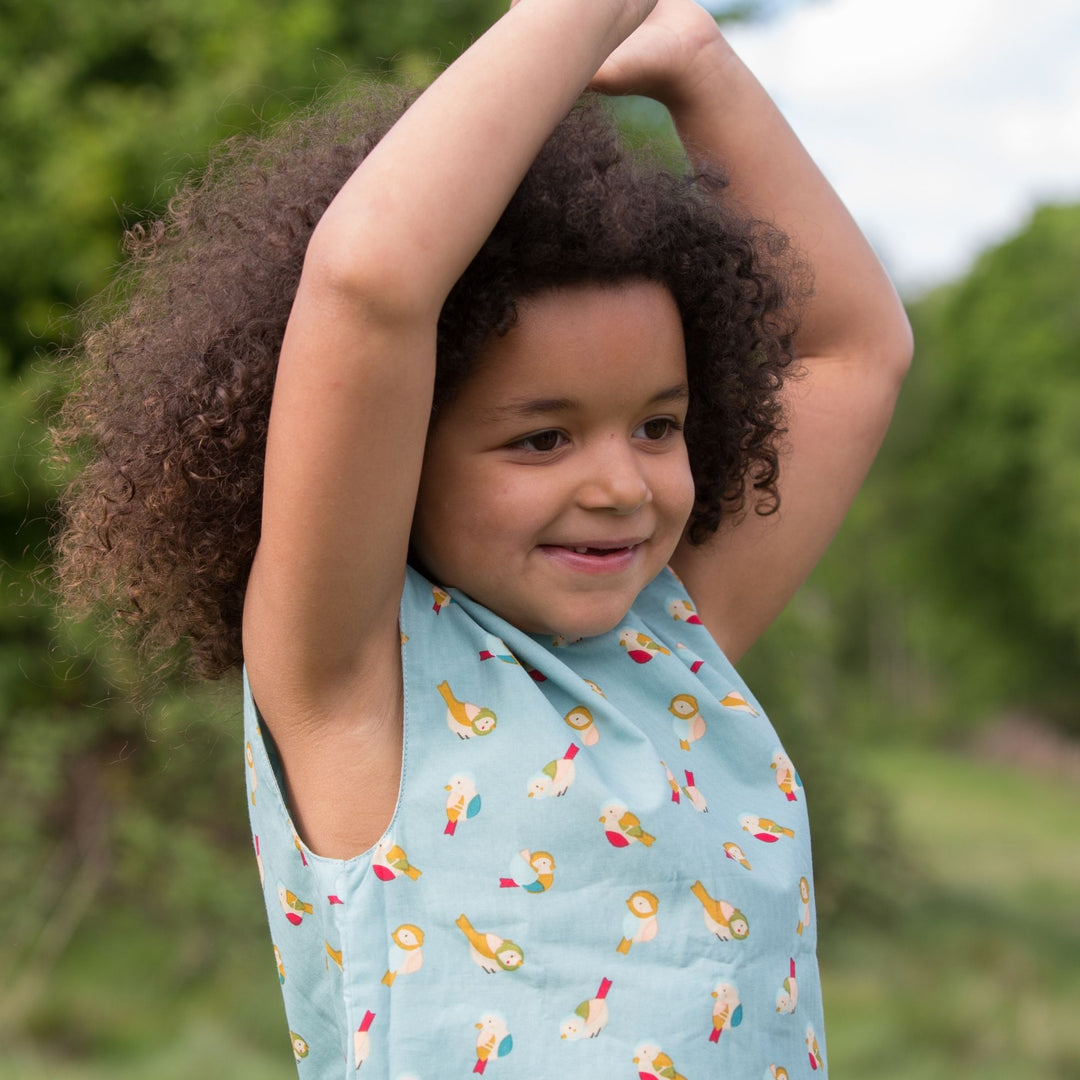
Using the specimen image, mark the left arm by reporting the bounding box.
[593,0,913,660]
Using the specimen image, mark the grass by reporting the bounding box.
[2,744,1077,1078]
[821,746,1080,1079]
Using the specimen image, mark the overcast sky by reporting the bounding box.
[714,0,1080,296]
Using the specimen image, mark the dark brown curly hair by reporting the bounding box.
[52,82,803,679]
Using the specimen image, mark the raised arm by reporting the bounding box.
[594,0,913,660]
[243,1,655,758]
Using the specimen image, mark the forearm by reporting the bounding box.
[661,36,912,371]
[308,0,652,320]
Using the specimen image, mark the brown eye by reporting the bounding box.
[637,418,677,440]
[517,430,565,452]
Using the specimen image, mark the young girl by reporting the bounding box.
[56,0,911,1074]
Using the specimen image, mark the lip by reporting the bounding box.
[538,541,645,575]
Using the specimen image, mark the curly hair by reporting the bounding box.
[52,83,803,680]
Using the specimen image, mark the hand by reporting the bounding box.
[589,0,730,106]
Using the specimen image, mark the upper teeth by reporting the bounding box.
[574,547,590,553]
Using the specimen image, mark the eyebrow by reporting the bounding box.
[484,383,689,422]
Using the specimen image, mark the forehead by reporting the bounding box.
[452,282,688,420]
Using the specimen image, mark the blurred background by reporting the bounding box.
[1,0,1077,1077]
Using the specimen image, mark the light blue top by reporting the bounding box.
[244,566,826,1078]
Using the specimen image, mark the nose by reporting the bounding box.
[575,434,650,514]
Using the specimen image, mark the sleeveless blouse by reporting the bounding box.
[244,566,827,1078]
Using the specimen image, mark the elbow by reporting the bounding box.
[302,217,441,326]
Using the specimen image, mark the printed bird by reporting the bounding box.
[444,774,481,836]
[432,585,451,614]
[668,598,703,624]
[290,822,309,867]
[675,642,705,674]
[381,923,425,986]
[354,1009,375,1069]
[770,750,802,802]
[767,1065,790,1080]
[618,628,671,664]
[526,743,579,798]
[274,944,285,984]
[719,690,759,715]
[709,981,744,1042]
[805,1025,824,1071]
[669,693,706,751]
[775,957,798,1014]
[551,634,583,648]
[681,770,708,812]
[277,884,314,926]
[660,761,681,803]
[500,849,556,892]
[438,681,497,739]
[253,834,264,886]
[564,705,600,746]
[722,841,752,870]
[474,1013,512,1074]
[600,803,655,848]
[455,913,524,973]
[478,634,519,666]
[522,660,547,683]
[291,1032,309,1061]
[325,941,343,972]
[740,813,795,843]
[633,1042,688,1080]
[372,838,422,882]
[583,678,606,697]
[560,976,612,1039]
[690,880,750,941]
[616,890,659,954]
[796,876,812,935]
[245,741,257,805]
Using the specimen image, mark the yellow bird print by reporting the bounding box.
[372,837,422,882]
[690,880,750,941]
[600,803,655,848]
[245,741,257,805]
[277,884,314,926]
[618,628,671,664]
[719,690,759,715]
[805,1024,824,1070]
[771,749,802,802]
[616,890,659,954]
[474,1013,512,1073]
[667,598,703,624]
[632,1043,688,1080]
[381,923,425,986]
[722,841,752,870]
[563,704,600,746]
[796,876,811,935]
[455,913,524,973]
[709,980,744,1042]
[325,941,343,972]
[437,680,497,739]
[669,693,706,751]
[431,585,451,613]
[740,812,795,843]
[500,849,556,893]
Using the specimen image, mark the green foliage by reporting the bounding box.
[1,0,1075,1067]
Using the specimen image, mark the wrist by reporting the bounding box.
[653,32,740,115]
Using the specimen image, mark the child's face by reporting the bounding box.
[411,282,694,638]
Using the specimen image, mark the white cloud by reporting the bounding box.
[720,0,1080,293]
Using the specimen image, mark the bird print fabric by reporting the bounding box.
[244,566,826,1077]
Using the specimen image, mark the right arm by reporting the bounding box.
[242,0,654,854]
